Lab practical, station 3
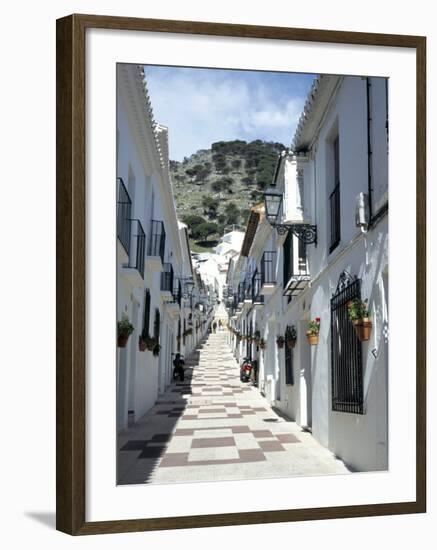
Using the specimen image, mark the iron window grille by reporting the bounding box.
[330,272,364,414]
[261,251,277,286]
[148,220,166,263]
[116,177,132,254]
[160,263,174,293]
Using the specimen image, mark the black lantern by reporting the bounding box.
[263,188,317,245]
[263,188,283,224]
[185,279,195,295]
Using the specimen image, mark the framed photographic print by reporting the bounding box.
[56,14,426,535]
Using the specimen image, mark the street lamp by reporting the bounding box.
[263,188,318,245]
[263,188,283,225]
[185,279,195,296]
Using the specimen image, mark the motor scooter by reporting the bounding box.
[240,357,252,382]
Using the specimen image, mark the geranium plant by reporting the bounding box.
[347,298,370,322]
[307,317,321,335]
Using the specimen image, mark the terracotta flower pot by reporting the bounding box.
[306,332,319,345]
[286,338,296,349]
[118,334,129,348]
[138,338,147,352]
[353,319,372,342]
[276,340,285,349]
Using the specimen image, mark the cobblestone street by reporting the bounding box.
[117,330,350,485]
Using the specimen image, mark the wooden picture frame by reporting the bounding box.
[56,13,426,535]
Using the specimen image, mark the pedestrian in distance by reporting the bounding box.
[212,321,217,333]
[173,353,185,382]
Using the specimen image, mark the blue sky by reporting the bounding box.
[143,65,315,161]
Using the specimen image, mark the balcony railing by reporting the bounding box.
[261,251,277,286]
[173,278,182,306]
[329,183,341,252]
[117,178,132,254]
[251,270,264,305]
[161,263,174,293]
[148,220,166,262]
[126,219,146,279]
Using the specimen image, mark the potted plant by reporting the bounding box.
[347,298,372,342]
[276,335,285,349]
[254,329,261,344]
[117,316,134,348]
[152,343,161,357]
[306,317,320,345]
[259,338,266,350]
[285,325,297,348]
[138,330,148,352]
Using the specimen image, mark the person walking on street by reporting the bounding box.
[173,353,185,382]
[212,321,217,333]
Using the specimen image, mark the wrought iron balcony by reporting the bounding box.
[148,220,166,263]
[260,251,277,294]
[283,239,310,298]
[124,219,146,279]
[161,263,174,299]
[116,178,132,254]
[251,270,264,307]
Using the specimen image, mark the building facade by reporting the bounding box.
[116,64,213,431]
[227,75,389,472]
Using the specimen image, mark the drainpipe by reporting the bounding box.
[366,77,373,221]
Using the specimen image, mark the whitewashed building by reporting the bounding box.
[116,64,212,431]
[227,75,388,472]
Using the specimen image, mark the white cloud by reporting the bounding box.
[144,68,311,160]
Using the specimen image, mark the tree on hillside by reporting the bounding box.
[182,214,207,239]
[224,202,240,225]
[211,177,234,193]
[202,196,219,219]
[197,222,218,241]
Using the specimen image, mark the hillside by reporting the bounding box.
[170,139,284,251]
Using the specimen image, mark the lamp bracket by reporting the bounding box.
[272,223,317,245]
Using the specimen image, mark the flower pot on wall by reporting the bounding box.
[353,318,372,342]
[118,334,129,348]
[286,338,296,349]
[306,332,319,345]
[138,337,147,352]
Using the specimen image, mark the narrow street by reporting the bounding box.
[117,330,350,484]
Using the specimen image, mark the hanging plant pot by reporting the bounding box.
[118,334,130,348]
[306,332,319,345]
[353,318,372,342]
[276,337,285,349]
[286,338,296,349]
[138,337,147,352]
[259,339,266,350]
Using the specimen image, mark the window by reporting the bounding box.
[329,136,341,252]
[330,274,364,414]
[143,289,151,337]
[285,336,294,385]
